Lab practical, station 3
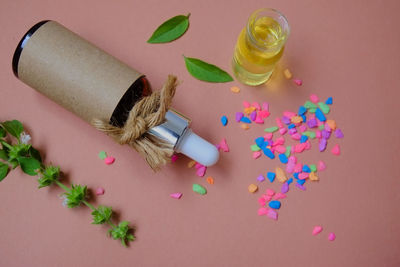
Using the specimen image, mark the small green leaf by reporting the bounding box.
[0,126,5,138]
[38,165,60,188]
[29,147,42,163]
[147,14,190,43]
[2,120,24,139]
[108,221,135,247]
[91,206,113,224]
[18,157,41,176]
[63,184,87,208]
[0,162,9,182]
[0,149,8,161]
[183,56,233,83]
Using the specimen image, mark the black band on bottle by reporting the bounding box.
[12,20,50,78]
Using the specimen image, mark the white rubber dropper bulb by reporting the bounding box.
[176,129,219,166]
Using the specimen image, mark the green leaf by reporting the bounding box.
[37,165,60,188]
[29,147,42,163]
[18,157,41,176]
[109,221,135,247]
[63,184,87,208]
[183,56,233,83]
[147,14,190,43]
[0,126,5,138]
[0,149,8,161]
[91,206,113,224]
[8,143,31,162]
[2,120,24,139]
[0,162,9,182]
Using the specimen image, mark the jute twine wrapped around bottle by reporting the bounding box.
[92,75,178,171]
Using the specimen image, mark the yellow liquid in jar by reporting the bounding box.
[232,17,285,86]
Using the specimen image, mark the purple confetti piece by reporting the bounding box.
[335,129,344,138]
[235,112,244,122]
[319,138,327,152]
[281,116,291,125]
[281,182,289,193]
[257,175,265,182]
[250,111,257,121]
[267,209,278,220]
[324,123,332,132]
[307,118,318,128]
[296,183,306,191]
[321,130,331,139]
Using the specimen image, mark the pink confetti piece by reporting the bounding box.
[258,207,269,216]
[291,133,301,141]
[273,192,287,200]
[266,188,275,196]
[298,172,309,180]
[262,194,272,202]
[312,225,323,235]
[294,143,306,153]
[328,232,336,241]
[294,163,303,173]
[254,116,264,124]
[275,145,286,154]
[104,156,115,165]
[315,130,322,139]
[95,187,105,195]
[258,197,267,206]
[170,193,183,199]
[219,138,229,152]
[252,102,261,110]
[331,144,341,155]
[171,154,178,162]
[279,127,287,135]
[283,111,296,118]
[293,79,303,86]
[318,160,326,171]
[259,110,270,118]
[252,151,261,159]
[267,209,278,220]
[264,133,273,140]
[299,124,307,132]
[286,162,295,173]
[262,102,269,111]
[289,156,297,163]
[195,162,204,169]
[243,101,250,108]
[310,94,319,103]
[196,166,207,177]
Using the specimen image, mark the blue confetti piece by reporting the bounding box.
[293,172,299,179]
[278,154,288,164]
[315,108,326,122]
[262,147,275,159]
[297,179,306,185]
[325,97,333,105]
[298,106,307,115]
[267,172,276,183]
[240,116,251,124]
[300,135,308,143]
[287,178,293,185]
[221,115,228,126]
[288,123,295,129]
[301,114,307,122]
[268,200,281,209]
[302,165,311,173]
[255,137,265,148]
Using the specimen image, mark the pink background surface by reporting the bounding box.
[1,0,400,266]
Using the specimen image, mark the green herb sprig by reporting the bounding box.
[0,120,135,247]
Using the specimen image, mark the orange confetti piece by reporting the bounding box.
[240,124,250,130]
[206,177,214,184]
[187,160,196,168]
[230,86,240,93]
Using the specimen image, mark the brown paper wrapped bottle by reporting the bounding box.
[12,20,219,168]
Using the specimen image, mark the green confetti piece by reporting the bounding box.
[318,102,330,114]
[264,126,279,133]
[251,144,261,151]
[308,108,317,113]
[192,183,207,195]
[319,124,325,130]
[303,131,316,139]
[304,101,317,109]
[310,164,317,172]
[98,151,107,160]
[284,146,291,158]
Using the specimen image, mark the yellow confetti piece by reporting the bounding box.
[244,107,256,115]
[309,172,319,181]
[248,183,258,193]
[240,124,250,130]
[187,160,196,168]
[230,86,240,93]
[291,116,303,124]
[275,167,288,183]
[283,68,292,79]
